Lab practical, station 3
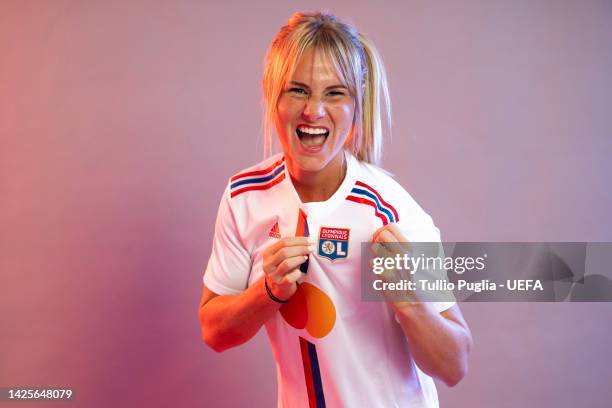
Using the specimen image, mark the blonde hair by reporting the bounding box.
[262,11,391,165]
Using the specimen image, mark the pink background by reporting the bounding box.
[1,1,611,407]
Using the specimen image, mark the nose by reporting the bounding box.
[302,96,325,121]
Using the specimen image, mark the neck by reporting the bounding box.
[288,152,347,203]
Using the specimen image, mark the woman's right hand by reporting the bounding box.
[262,237,314,301]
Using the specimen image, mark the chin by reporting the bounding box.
[295,155,327,173]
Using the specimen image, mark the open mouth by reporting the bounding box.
[296,126,329,150]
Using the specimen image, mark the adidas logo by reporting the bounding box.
[268,221,281,239]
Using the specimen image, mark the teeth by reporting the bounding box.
[297,126,327,135]
[296,126,329,149]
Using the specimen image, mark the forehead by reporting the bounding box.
[289,47,346,86]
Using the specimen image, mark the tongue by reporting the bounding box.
[300,134,326,147]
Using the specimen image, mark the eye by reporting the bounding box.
[327,90,346,97]
[289,87,307,95]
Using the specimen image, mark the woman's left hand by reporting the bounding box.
[371,223,409,250]
[370,223,421,305]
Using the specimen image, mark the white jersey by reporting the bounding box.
[204,151,455,408]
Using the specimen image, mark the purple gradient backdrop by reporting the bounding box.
[1,1,611,407]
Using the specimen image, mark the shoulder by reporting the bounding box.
[354,159,440,241]
[213,154,287,241]
[352,159,416,218]
[226,153,286,200]
[356,160,405,198]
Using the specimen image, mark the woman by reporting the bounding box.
[199,11,472,407]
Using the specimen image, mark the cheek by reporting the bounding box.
[331,103,355,131]
[276,102,289,126]
[275,100,294,136]
[277,96,303,119]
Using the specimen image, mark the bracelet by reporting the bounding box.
[265,278,290,303]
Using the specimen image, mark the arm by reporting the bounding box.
[198,279,282,352]
[200,181,313,352]
[199,236,313,352]
[392,302,472,387]
[372,224,473,387]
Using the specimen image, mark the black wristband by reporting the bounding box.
[265,278,290,303]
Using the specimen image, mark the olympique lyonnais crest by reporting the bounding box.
[318,227,350,261]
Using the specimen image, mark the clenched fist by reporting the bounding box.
[263,237,315,301]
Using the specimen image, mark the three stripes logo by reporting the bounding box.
[268,222,281,239]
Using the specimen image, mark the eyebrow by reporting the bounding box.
[289,81,348,91]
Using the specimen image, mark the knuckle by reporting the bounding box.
[277,260,289,274]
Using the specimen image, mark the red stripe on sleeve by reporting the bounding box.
[346,196,389,225]
[355,180,399,222]
[230,157,285,182]
[230,173,285,198]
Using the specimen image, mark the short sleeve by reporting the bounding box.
[203,183,252,295]
[431,301,455,313]
[394,192,456,313]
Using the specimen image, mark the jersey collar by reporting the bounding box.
[281,150,359,219]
